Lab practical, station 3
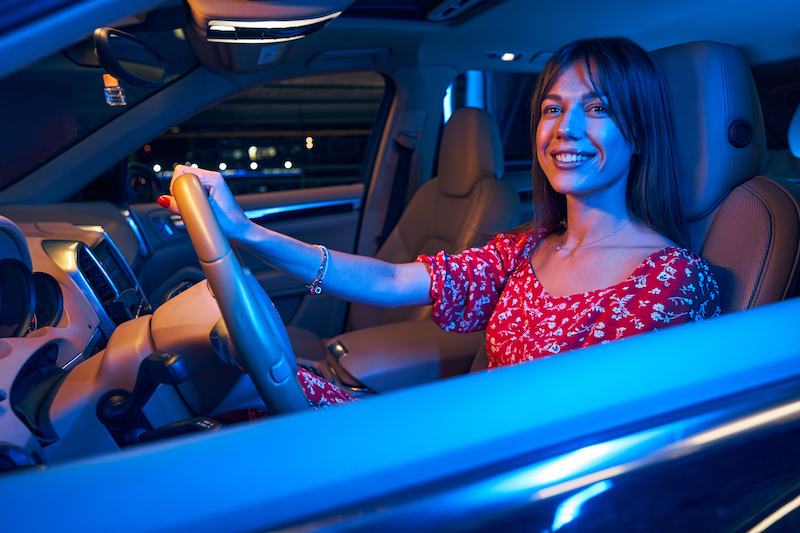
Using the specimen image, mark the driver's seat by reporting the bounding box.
[653,41,800,310]
[469,41,800,371]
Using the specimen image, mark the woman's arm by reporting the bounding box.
[159,165,433,309]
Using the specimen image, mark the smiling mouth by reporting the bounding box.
[551,152,595,170]
[554,153,593,163]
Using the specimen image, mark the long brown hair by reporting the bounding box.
[525,37,690,249]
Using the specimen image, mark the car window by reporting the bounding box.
[0,28,197,190]
[122,71,387,203]
[445,70,537,166]
[754,61,800,181]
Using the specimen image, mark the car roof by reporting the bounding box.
[3,0,800,83]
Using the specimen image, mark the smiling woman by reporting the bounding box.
[536,64,636,220]
[158,36,721,407]
[523,38,694,307]
[5,0,800,529]
[529,37,689,252]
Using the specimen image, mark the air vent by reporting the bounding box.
[77,245,117,306]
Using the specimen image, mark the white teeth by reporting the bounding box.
[554,153,591,163]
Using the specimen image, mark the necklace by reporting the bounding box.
[556,219,632,252]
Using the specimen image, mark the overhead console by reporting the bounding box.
[184,0,354,72]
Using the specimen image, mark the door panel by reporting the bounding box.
[131,183,363,338]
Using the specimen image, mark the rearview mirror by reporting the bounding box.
[92,28,167,88]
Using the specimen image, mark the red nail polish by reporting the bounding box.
[157,196,170,208]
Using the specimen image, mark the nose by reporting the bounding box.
[557,106,583,139]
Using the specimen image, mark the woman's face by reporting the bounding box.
[535,62,635,204]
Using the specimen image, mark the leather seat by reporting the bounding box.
[470,40,800,372]
[292,106,521,391]
[652,41,800,312]
[349,106,521,330]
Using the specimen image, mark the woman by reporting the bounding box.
[158,37,720,407]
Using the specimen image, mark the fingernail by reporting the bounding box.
[157,196,170,208]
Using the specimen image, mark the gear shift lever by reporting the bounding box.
[98,351,190,427]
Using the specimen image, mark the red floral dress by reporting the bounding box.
[297,367,354,406]
[258,226,720,414]
[417,227,720,368]
[247,368,354,419]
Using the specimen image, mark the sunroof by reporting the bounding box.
[343,0,486,22]
[344,0,440,20]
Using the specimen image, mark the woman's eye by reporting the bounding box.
[589,105,609,115]
[543,105,561,114]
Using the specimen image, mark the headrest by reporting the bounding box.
[651,41,766,220]
[437,107,504,197]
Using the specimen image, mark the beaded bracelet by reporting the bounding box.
[306,244,329,294]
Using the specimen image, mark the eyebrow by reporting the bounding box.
[542,91,605,102]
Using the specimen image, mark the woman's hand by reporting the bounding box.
[157,165,252,240]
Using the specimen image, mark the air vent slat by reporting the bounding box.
[77,246,117,305]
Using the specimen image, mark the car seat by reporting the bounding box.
[290,106,521,390]
[470,40,800,371]
[653,41,800,312]
[349,106,521,329]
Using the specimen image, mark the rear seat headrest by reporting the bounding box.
[651,41,766,220]
[437,106,504,197]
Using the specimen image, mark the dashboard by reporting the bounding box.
[0,206,153,471]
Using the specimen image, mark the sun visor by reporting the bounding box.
[185,0,353,72]
[790,103,800,159]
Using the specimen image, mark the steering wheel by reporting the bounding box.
[172,173,309,414]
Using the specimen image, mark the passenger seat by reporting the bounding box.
[291,106,521,392]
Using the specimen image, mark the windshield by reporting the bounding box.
[0,27,197,189]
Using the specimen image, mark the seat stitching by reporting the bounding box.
[739,182,776,308]
[757,177,800,299]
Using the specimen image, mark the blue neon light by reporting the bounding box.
[244,198,361,220]
[443,84,453,123]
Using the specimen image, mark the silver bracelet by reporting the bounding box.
[306,244,329,294]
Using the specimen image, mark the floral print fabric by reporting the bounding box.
[297,367,355,406]
[247,367,355,419]
[417,227,721,368]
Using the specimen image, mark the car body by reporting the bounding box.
[2,1,800,531]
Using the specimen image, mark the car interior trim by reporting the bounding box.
[5,296,800,531]
[42,240,116,339]
[208,13,342,30]
[243,197,362,221]
[120,208,153,260]
[41,233,148,339]
[61,328,105,372]
[295,376,800,532]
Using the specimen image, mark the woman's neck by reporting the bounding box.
[560,196,633,250]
